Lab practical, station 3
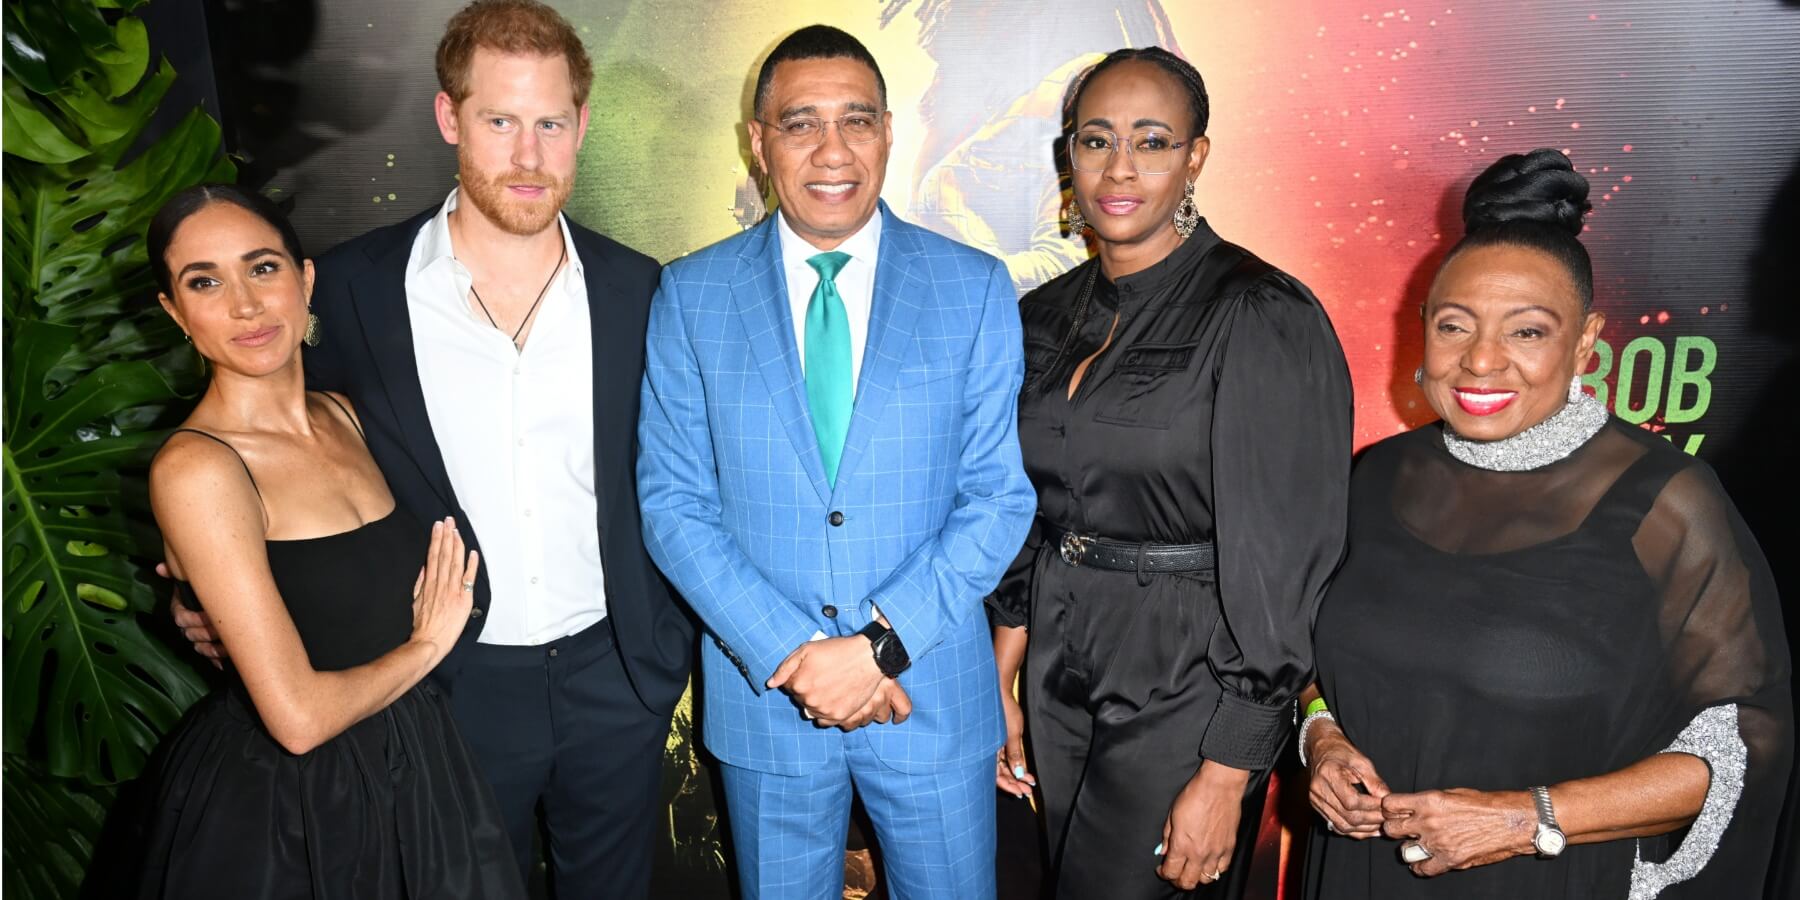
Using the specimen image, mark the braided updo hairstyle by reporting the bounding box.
[1066,46,1209,138]
[1446,148,1595,310]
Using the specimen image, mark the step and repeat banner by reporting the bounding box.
[209,0,1800,895]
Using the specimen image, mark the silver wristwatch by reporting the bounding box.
[1529,786,1566,858]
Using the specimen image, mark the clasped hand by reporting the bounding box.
[1380,787,1536,877]
[1307,720,1534,877]
[766,634,910,731]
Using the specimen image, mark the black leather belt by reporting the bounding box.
[1042,523,1216,574]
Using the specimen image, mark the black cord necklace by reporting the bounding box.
[469,240,568,349]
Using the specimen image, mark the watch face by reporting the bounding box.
[1535,828,1566,857]
[873,632,909,674]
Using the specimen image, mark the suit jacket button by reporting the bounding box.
[470,607,484,619]
[822,604,838,618]
[828,511,845,526]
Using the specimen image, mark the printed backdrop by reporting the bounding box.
[194,0,1800,896]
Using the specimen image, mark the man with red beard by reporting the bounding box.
[170,2,693,896]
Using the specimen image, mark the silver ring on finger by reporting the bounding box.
[461,581,475,592]
[1399,841,1432,864]
[1326,820,1341,834]
[1203,871,1223,883]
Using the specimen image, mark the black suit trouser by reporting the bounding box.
[444,620,668,899]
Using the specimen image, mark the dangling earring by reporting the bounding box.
[1173,179,1200,239]
[1568,375,1585,403]
[1067,202,1087,238]
[304,311,321,347]
[1413,366,1424,386]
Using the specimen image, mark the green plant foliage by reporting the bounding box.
[4,102,232,334]
[3,320,209,783]
[2,2,161,164]
[1,755,114,899]
[3,12,231,893]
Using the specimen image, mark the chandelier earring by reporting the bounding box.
[1173,179,1200,239]
[1414,366,1424,386]
[1568,375,1585,403]
[304,310,321,347]
[1067,201,1087,238]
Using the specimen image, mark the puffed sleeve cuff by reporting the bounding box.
[1629,704,1746,899]
[985,593,1028,629]
[1200,692,1293,771]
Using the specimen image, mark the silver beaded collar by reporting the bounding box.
[1442,391,1609,472]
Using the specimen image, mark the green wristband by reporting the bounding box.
[1303,696,1330,718]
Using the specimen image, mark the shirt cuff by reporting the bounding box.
[1200,692,1292,771]
[984,593,1028,629]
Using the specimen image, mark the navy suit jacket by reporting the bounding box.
[305,206,694,716]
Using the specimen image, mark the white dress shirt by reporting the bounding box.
[777,210,882,391]
[404,188,606,646]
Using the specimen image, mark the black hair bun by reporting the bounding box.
[1461,148,1591,237]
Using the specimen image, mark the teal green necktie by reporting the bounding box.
[804,251,853,486]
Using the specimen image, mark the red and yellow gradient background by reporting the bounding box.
[575,0,1794,457]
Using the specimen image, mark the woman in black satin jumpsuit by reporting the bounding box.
[987,48,1353,899]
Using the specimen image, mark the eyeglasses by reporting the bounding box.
[1068,128,1191,175]
[762,112,885,149]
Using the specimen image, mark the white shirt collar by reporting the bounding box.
[775,206,882,272]
[413,188,585,290]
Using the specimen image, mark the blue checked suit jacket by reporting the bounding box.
[638,202,1035,776]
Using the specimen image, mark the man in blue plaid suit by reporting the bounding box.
[637,25,1034,900]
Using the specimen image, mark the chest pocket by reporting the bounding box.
[1022,339,1063,386]
[894,340,962,388]
[1093,341,1199,429]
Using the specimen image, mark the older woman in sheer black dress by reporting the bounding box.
[1300,150,1792,900]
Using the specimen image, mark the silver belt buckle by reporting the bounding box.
[1058,532,1090,566]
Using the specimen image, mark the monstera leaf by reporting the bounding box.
[3,320,207,783]
[1,754,114,899]
[3,1,232,894]
[3,103,231,337]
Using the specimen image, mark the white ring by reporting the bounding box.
[1400,841,1432,864]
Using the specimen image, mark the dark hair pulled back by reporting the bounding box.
[1066,46,1209,138]
[1447,148,1594,310]
[147,183,305,297]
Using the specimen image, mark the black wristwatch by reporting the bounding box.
[857,620,911,677]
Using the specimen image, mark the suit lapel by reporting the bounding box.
[732,217,832,502]
[832,207,924,494]
[577,232,614,543]
[347,233,459,511]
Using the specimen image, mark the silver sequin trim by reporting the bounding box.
[1628,704,1745,900]
[1442,392,1609,472]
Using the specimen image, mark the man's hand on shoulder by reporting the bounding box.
[161,563,225,670]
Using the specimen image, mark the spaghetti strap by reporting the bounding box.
[168,428,263,500]
[313,391,366,441]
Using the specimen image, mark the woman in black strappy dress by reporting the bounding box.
[136,184,522,899]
